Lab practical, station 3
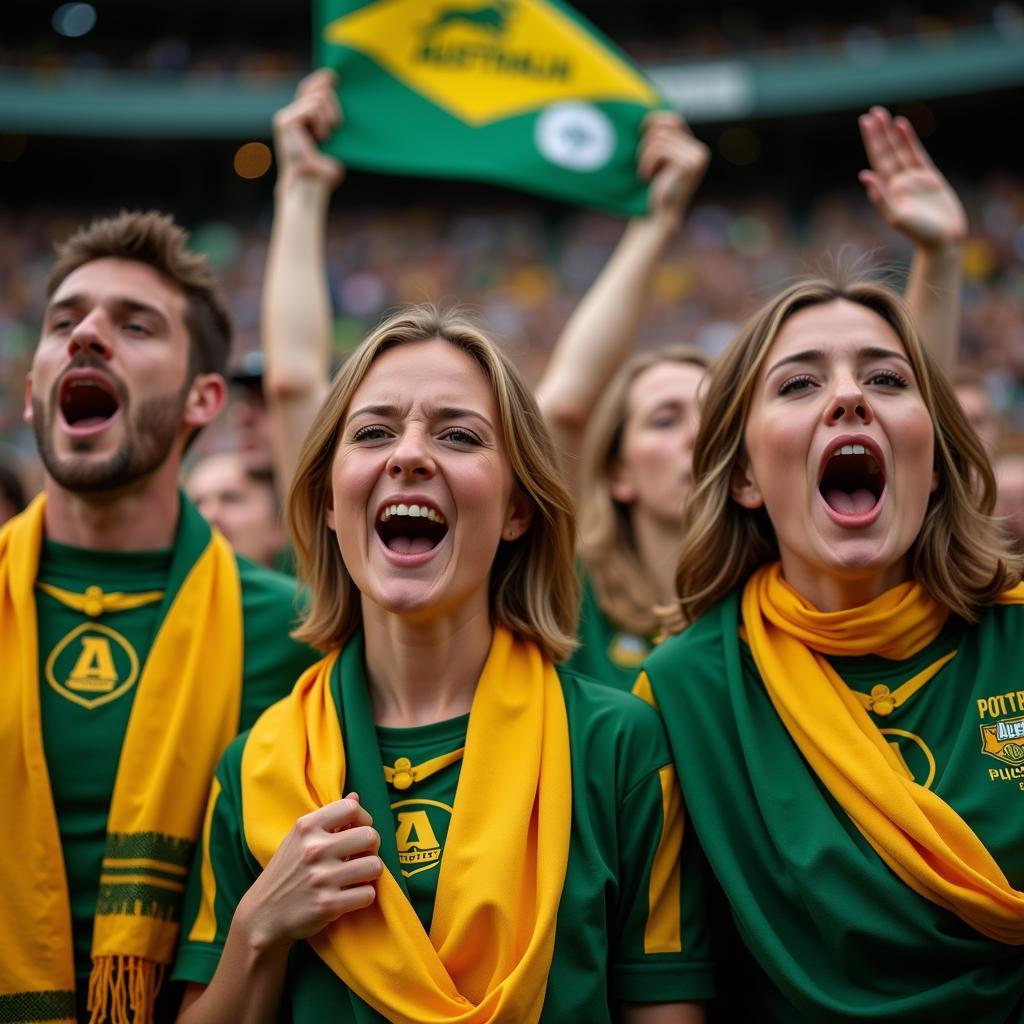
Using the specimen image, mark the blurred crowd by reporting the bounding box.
[3,172,1024,472]
[4,1,1022,76]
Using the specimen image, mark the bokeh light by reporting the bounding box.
[233,142,273,180]
[52,3,97,38]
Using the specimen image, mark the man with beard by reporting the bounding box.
[0,211,317,1024]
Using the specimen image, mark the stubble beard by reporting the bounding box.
[32,383,190,494]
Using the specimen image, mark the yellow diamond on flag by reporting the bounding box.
[324,0,659,127]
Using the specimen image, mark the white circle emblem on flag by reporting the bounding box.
[535,102,616,172]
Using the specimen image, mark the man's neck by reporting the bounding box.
[42,465,181,551]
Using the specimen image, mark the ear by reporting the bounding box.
[608,459,636,505]
[183,373,228,432]
[501,488,534,542]
[23,374,34,424]
[930,468,940,494]
[730,452,764,509]
[324,489,336,532]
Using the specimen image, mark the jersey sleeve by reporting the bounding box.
[172,736,258,984]
[610,758,716,1004]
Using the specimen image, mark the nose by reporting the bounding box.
[386,426,436,480]
[825,371,873,426]
[67,310,113,361]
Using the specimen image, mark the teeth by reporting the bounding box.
[833,444,867,457]
[379,503,447,524]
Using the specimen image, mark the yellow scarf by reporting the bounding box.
[0,495,243,1023]
[240,627,571,1024]
[742,561,1024,944]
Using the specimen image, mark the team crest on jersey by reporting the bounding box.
[880,728,936,789]
[980,715,1024,768]
[44,622,140,709]
[607,632,650,669]
[391,798,453,878]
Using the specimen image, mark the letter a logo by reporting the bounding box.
[68,636,118,693]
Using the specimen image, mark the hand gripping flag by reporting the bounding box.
[314,0,667,215]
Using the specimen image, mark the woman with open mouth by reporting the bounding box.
[172,305,712,1023]
[638,274,1024,1021]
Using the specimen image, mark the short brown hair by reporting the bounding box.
[580,345,709,635]
[287,304,580,660]
[676,274,1021,624]
[46,210,232,379]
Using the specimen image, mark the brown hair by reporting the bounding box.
[676,274,1021,623]
[46,210,232,379]
[579,345,710,634]
[288,304,580,659]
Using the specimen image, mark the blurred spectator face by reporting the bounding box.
[611,360,706,527]
[185,451,283,567]
[228,382,273,475]
[995,455,1024,548]
[955,382,999,457]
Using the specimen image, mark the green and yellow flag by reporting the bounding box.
[314,0,666,215]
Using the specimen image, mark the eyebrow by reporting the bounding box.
[346,403,494,428]
[46,294,170,329]
[766,346,913,377]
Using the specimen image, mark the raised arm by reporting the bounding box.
[535,113,709,500]
[858,106,967,372]
[262,70,343,501]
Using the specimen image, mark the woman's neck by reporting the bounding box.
[361,601,494,728]
[779,554,913,612]
[630,507,682,607]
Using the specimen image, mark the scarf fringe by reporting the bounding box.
[87,957,165,1024]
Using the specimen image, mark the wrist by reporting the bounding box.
[274,172,334,203]
[915,237,965,261]
[233,894,292,961]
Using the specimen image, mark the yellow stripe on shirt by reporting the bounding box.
[645,764,683,954]
[188,777,222,944]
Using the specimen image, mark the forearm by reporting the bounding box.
[622,1001,706,1024]
[904,241,963,374]
[539,213,676,423]
[177,913,291,1024]
[262,175,334,495]
[536,213,678,492]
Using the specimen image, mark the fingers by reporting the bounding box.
[857,169,890,217]
[305,796,373,833]
[859,106,906,180]
[637,119,708,183]
[893,114,936,170]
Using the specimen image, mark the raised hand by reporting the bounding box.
[272,69,345,190]
[235,794,383,951]
[638,112,710,228]
[858,106,966,250]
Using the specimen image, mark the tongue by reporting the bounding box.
[824,488,877,515]
[387,535,436,555]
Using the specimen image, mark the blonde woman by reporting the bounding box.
[172,306,712,1023]
[637,276,1024,1021]
[542,107,967,690]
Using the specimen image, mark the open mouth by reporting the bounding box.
[818,443,885,516]
[376,502,448,555]
[59,374,121,429]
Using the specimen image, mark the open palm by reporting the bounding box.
[858,107,966,248]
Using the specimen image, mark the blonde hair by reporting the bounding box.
[288,304,580,660]
[579,345,709,634]
[676,275,1021,624]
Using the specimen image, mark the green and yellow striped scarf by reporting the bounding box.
[0,495,243,1023]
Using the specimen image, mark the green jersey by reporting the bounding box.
[174,648,715,1019]
[565,572,655,691]
[644,589,1024,1023]
[35,495,318,1001]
